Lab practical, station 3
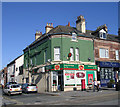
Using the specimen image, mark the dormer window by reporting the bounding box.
[72,32,77,41]
[99,29,107,39]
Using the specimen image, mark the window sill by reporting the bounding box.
[53,60,61,62]
[71,40,78,42]
[99,57,109,58]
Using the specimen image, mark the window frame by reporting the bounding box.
[70,47,74,61]
[71,32,77,41]
[75,48,79,61]
[99,29,107,39]
[54,47,60,61]
[115,50,119,60]
[99,48,109,58]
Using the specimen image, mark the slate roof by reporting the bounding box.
[23,25,119,51]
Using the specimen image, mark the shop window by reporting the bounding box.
[100,68,114,80]
[54,47,60,61]
[99,48,109,58]
[75,48,79,61]
[70,47,74,61]
[115,50,119,60]
[53,72,57,86]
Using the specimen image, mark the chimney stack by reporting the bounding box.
[35,31,42,40]
[76,15,86,33]
[45,23,53,33]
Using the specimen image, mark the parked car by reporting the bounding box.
[22,83,38,93]
[18,83,24,89]
[3,84,22,96]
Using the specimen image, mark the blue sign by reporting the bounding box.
[99,62,120,68]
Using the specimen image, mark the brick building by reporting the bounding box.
[87,24,120,87]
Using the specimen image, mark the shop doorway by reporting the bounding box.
[58,71,64,91]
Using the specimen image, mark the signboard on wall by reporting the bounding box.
[64,70,75,86]
[64,70,86,86]
[88,74,93,84]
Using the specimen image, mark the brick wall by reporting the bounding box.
[94,39,120,62]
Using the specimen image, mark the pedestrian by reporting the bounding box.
[98,83,102,92]
[93,78,99,92]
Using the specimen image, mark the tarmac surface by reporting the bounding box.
[1,87,120,106]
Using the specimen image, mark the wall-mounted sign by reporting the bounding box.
[68,53,72,57]
[79,65,84,70]
[76,72,85,78]
[99,62,120,67]
[50,64,97,71]
[88,74,93,84]
[55,65,60,70]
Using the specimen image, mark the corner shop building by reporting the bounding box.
[32,64,97,92]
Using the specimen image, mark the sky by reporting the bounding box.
[1,2,118,69]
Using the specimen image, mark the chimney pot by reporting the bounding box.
[68,22,70,27]
[45,23,54,33]
[35,30,42,40]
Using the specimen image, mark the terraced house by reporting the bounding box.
[23,15,97,92]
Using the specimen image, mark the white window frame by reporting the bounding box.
[75,48,79,61]
[54,47,60,61]
[115,50,119,60]
[70,47,74,61]
[71,32,77,41]
[99,29,107,39]
[99,48,109,58]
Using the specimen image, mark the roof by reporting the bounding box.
[23,25,119,52]
[7,54,23,67]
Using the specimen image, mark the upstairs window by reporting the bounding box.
[70,48,74,61]
[99,29,107,39]
[72,32,77,41]
[99,48,109,58]
[54,47,60,61]
[99,32,107,39]
[115,50,119,60]
[75,48,79,61]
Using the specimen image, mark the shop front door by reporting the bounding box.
[58,71,64,91]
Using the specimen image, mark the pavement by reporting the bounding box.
[41,87,117,96]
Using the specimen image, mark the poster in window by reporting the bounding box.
[88,74,93,84]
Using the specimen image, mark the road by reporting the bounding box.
[1,88,119,106]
